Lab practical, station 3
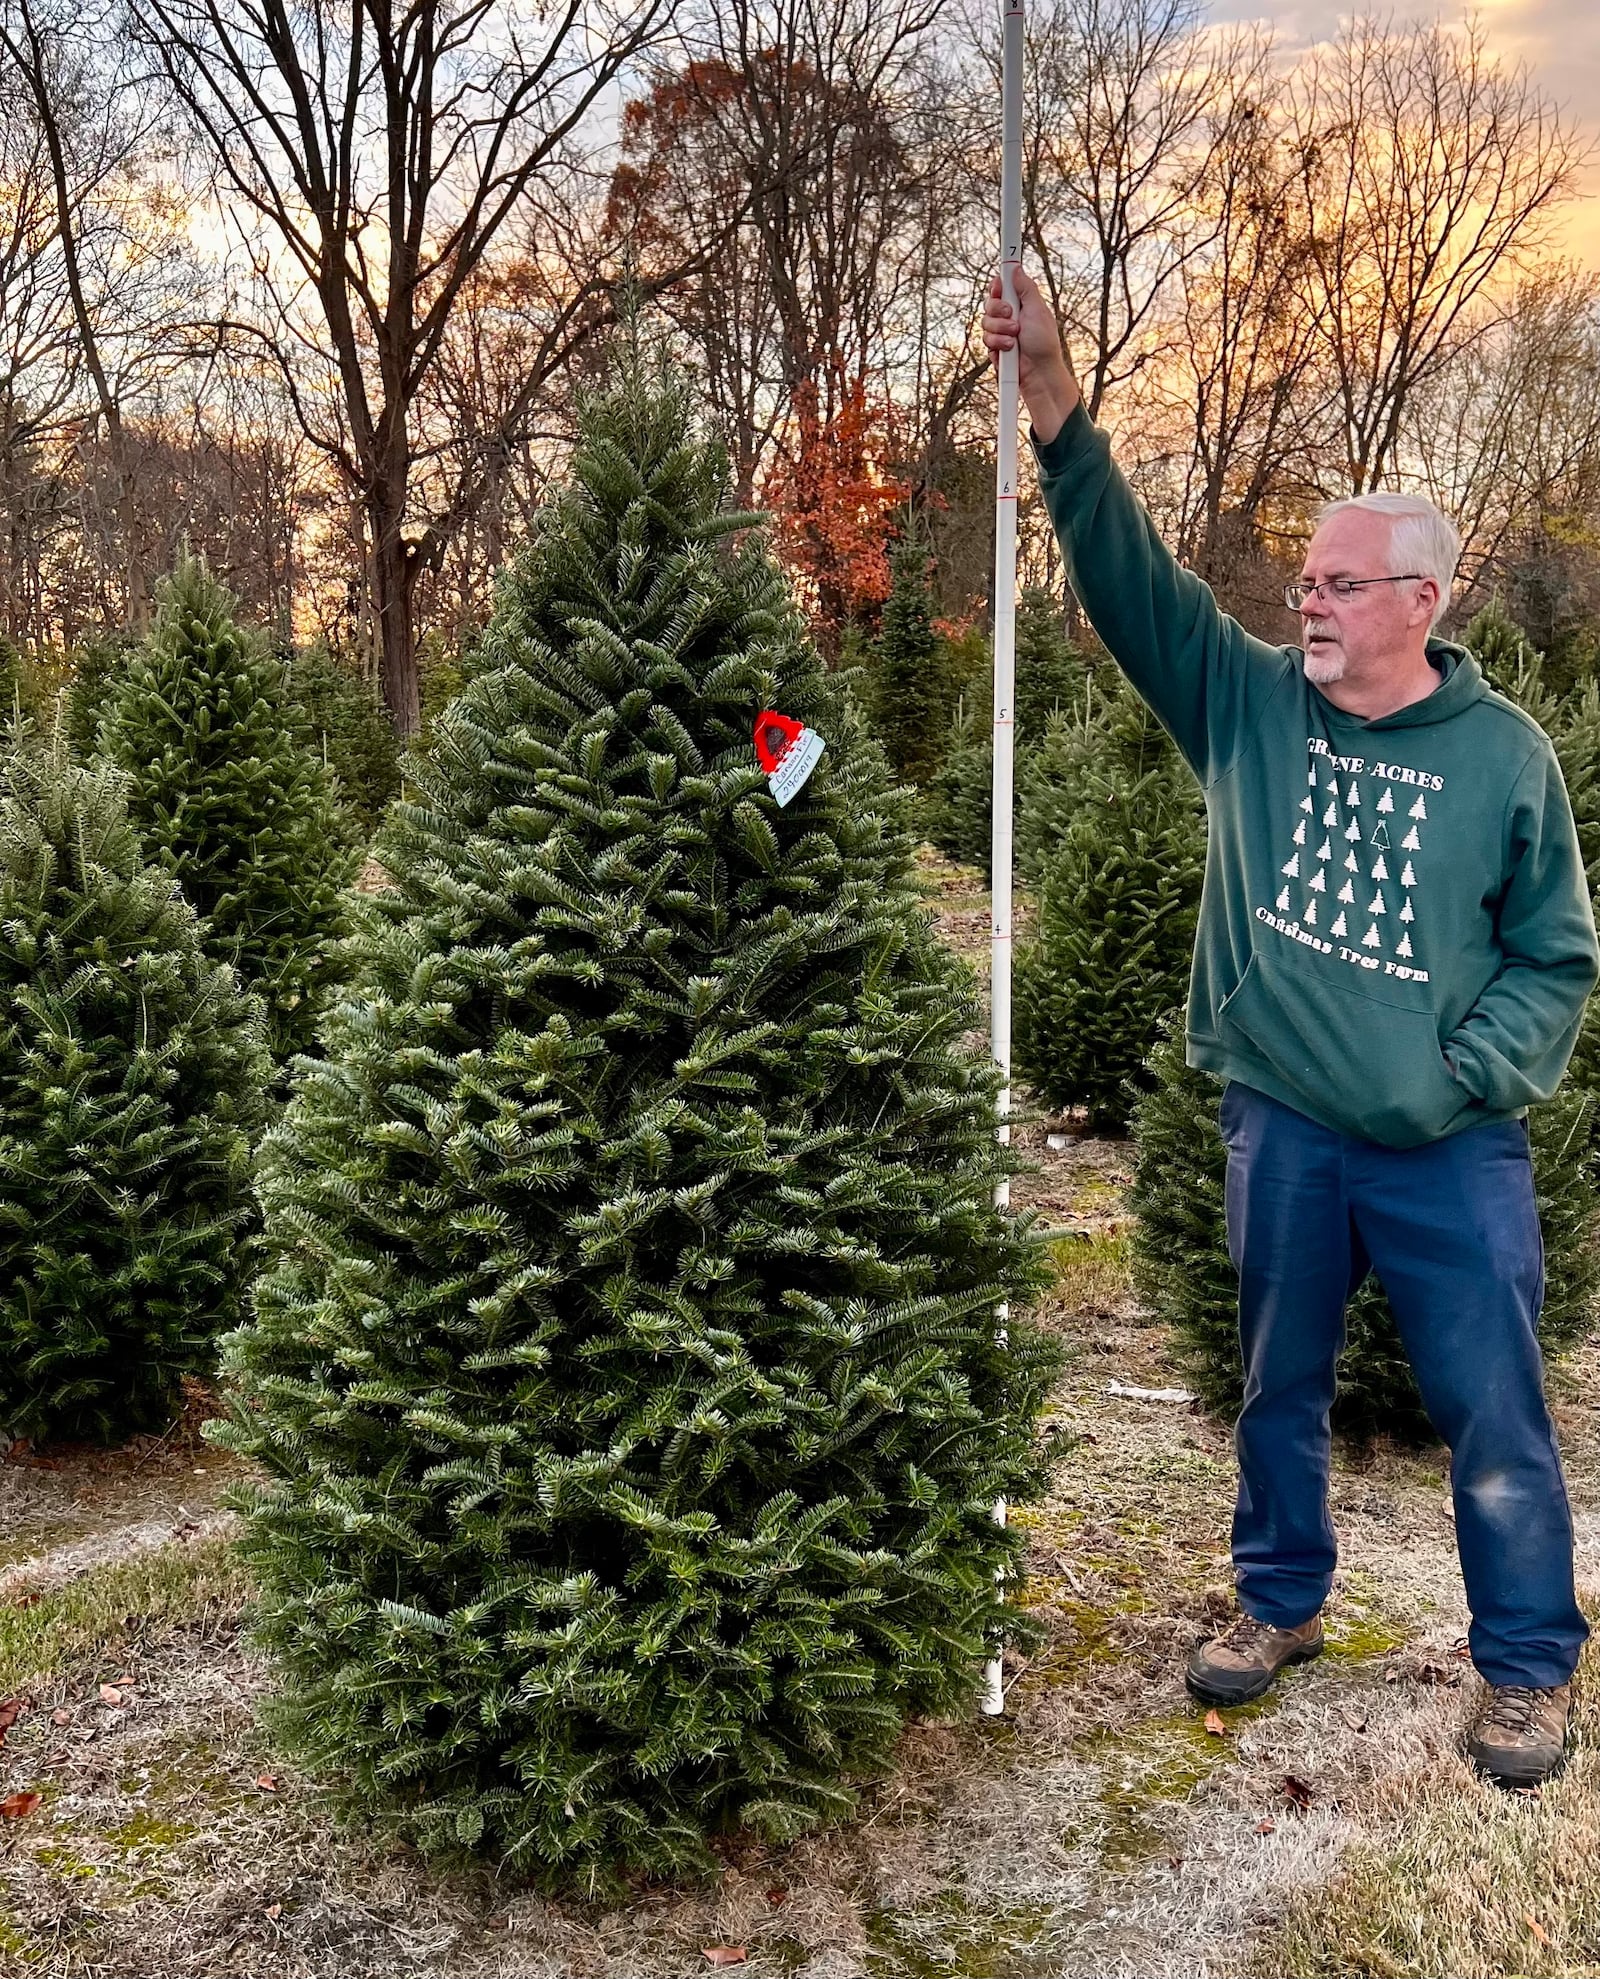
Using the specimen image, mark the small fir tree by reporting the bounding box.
[921,695,993,868]
[0,742,269,1443]
[208,340,1060,1885]
[1129,1027,1600,1439]
[1464,598,1542,695]
[61,632,137,759]
[284,642,403,833]
[1464,606,1600,1088]
[921,590,1090,872]
[1013,731,1205,1130]
[1014,669,1189,885]
[871,537,945,783]
[98,556,359,1060]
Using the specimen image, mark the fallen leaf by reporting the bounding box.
[98,1685,123,1707]
[702,1950,747,1968]
[265,1904,282,1921]
[0,1699,23,1739]
[0,1792,41,1820]
[255,1774,279,1792]
[50,1710,70,1727]
[1526,1915,1553,1949]
[765,1887,789,1908]
[1340,1708,1368,1734]
[1255,1817,1276,1834]
[1204,1709,1228,1737]
[1281,1775,1315,1811]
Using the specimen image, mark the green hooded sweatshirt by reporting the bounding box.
[1031,403,1599,1149]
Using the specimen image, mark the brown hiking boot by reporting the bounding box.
[1466,1683,1572,1789]
[1186,1610,1324,1706]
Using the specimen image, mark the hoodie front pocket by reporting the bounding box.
[1218,947,1471,1147]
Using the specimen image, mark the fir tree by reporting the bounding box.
[1463,605,1600,1089]
[1014,668,1189,885]
[921,590,1090,872]
[0,741,269,1444]
[871,537,945,784]
[285,642,403,833]
[920,695,993,868]
[1013,730,1205,1130]
[97,556,359,1060]
[61,632,137,760]
[208,340,1060,1885]
[1129,1027,1600,1439]
[1464,597,1542,696]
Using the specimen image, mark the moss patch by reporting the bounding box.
[28,1845,97,1881]
[0,1910,39,1963]
[103,1810,196,1854]
[1086,1703,1277,1870]
[865,1893,1065,1979]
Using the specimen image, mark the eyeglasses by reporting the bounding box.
[1285,575,1425,610]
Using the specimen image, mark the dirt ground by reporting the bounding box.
[3,855,1600,1978]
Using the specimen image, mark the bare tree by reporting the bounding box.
[129,0,682,733]
[1145,47,1327,602]
[1403,267,1600,611]
[608,0,949,504]
[0,0,197,640]
[1291,16,1591,496]
[972,0,1237,420]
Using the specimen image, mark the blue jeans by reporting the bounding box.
[1219,1081,1587,1688]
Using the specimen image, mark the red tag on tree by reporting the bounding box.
[753,709,825,807]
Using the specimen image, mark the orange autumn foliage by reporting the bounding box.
[763,373,911,663]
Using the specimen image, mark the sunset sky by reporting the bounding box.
[1211,2,1600,261]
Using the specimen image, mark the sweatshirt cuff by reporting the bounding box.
[1443,1034,1490,1102]
[1029,400,1096,480]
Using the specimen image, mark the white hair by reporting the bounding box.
[1313,493,1461,630]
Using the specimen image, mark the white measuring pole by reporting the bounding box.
[981,0,1025,1721]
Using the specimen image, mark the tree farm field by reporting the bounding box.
[3,854,1600,1979]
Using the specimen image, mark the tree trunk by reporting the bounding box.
[369,506,422,737]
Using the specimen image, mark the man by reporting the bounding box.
[982,267,1599,1789]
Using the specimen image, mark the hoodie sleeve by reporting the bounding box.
[1444,740,1599,1110]
[1030,404,1294,785]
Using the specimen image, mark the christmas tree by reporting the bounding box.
[871,537,946,784]
[1464,605,1600,1088]
[208,335,1060,1886]
[1129,1027,1600,1438]
[97,556,359,1061]
[284,643,403,833]
[0,740,269,1444]
[921,590,1089,873]
[1014,668,1190,886]
[1013,723,1205,1130]
[61,632,137,759]
[1465,598,1545,698]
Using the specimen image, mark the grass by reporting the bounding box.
[1048,1229,1133,1314]
[1264,1646,1600,1978]
[0,1535,250,1695]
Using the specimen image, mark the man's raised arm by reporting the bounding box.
[981,269,1290,785]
